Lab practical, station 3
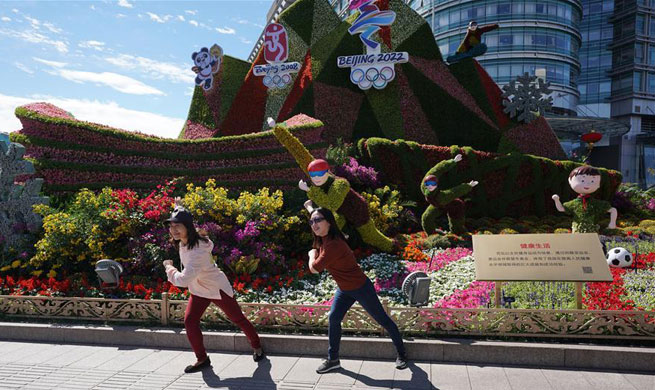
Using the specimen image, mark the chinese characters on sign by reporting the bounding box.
[337,0,409,90]
[254,23,300,89]
[473,233,612,282]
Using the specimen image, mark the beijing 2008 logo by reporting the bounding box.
[337,0,409,90]
[253,23,300,89]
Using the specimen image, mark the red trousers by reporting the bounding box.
[184,291,261,360]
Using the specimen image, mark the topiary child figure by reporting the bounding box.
[551,165,618,233]
[421,154,478,235]
[266,118,393,252]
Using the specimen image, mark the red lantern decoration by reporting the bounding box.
[581,130,602,144]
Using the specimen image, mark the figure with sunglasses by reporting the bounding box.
[306,207,408,373]
[299,159,394,252]
[421,154,478,235]
[163,204,264,374]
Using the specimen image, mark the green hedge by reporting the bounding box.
[11,132,327,162]
[31,159,299,177]
[357,137,622,218]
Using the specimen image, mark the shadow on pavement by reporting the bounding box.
[200,356,275,389]
[339,361,438,390]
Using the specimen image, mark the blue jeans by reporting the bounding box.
[328,278,406,360]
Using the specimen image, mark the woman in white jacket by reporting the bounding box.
[163,206,264,373]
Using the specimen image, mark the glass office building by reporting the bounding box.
[608,0,655,187]
[578,1,615,118]
[426,0,583,116]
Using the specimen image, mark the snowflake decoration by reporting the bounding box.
[0,142,49,251]
[502,73,553,124]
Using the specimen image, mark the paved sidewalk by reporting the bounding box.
[0,341,653,390]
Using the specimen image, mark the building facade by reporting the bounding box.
[429,0,583,116]
[607,0,655,187]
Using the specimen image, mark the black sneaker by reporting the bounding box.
[184,356,211,373]
[253,349,265,362]
[395,354,408,370]
[316,359,341,374]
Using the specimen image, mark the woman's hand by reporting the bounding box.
[163,260,174,268]
[308,249,318,260]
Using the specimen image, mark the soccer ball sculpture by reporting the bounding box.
[606,247,633,268]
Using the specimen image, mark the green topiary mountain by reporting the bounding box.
[182,0,564,159]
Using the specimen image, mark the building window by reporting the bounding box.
[634,71,643,92]
[589,29,601,41]
[637,15,645,34]
[650,18,655,35]
[649,73,655,94]
[649,45,655,66]
[499,34,513,45]
[636,43,644,63]
[497,3,511,15]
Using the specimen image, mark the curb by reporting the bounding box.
[1,322,654,372]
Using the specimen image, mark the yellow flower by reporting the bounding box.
[11,260,21,268]
[47,270,57,278]
[0,266,10,272]
[31,270,43,277]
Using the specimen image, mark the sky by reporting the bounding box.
[0,0,269,138]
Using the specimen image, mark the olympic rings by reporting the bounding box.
[350,65,396,90]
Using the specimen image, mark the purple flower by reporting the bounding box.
[333,157,381,189]
[234,221,260,242]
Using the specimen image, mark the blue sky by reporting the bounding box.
[0,0,269,138]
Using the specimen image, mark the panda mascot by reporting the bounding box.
[191,46,221,91]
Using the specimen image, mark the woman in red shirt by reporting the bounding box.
[307,207,408,373]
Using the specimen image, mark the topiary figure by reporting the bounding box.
[267,118,393,252]
[0,142,48,251]
[552,165,617,233]
[420,154,478,234]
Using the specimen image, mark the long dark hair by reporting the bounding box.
[310,208,347,250]
[169,219,208,251]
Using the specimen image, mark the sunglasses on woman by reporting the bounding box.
[309,217,326,226]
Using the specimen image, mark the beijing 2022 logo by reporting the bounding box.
[253,23,300,89]
[337,0,409,90]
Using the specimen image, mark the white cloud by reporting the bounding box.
[14,62,34,74]
[216,27,236,35]
[117,0,133,9]
[0,29,68,53]
[116,13,127,18]
[104,54,195,84]
[79,40,106,51]
[234,18,265,29]
[177,15,185,22]
[43,22,62,34]
[11,9,19,13]
[189,20,198,27]
[239,37,252,45]
[50,69,165,96]
[1,17,11,22]
[184,10,197,15]
[146,12,172,23]
[24,16,39,28]
[32,57,68,68]
[90,5,96,10]
[0,93,184,138]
